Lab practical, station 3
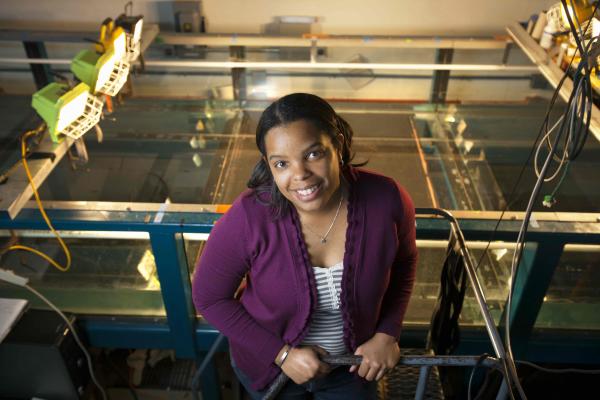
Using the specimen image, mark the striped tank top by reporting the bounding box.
[301,261,347,355]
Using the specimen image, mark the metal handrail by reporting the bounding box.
[261,207,510,399]
[262,354,502,400]
[416,207,507,362]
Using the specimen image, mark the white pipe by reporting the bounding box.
[1,58,72,65]
[0,57,538,72]
[144,60,538,72]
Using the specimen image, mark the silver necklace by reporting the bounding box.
[302,191,344,244]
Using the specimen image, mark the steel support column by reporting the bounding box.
[150,231,221,399]
[229,46,247,101]
[505,241,564,358]
[430,48,454,103]
[23,41,53,89]
[149,232,197,357]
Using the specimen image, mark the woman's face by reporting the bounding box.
[264,119,342,215]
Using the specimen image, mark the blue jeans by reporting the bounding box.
[231,355,377,400]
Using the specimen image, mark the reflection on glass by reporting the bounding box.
[183,236,516,325]
[536,244,600,330]
[0,231,165,316]
[183,233,207,278]
[415,104,600,212]
[407,240,514,327]
[30,97,599,212]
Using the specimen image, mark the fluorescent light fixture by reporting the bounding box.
[116,14,144,44]
[97,54,120,91]
[71,48,116,93]
[116,14,143,62]
[71,46,130,96]
[279,16,318,24]
[56,89,88,132]
[110,28,127,60]
[97,18,127,59]
[31,82,91,142]
[133,19,143,43]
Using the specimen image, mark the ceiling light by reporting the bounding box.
[31,82,104,143]
[115,14,144,62]
[71,46,130,96]
[116,14,144,44]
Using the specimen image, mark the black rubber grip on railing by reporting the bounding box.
[262,355,363,400]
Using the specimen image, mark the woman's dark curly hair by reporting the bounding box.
[247,93,364,217]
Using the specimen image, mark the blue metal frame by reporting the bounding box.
[149,232,197,358]
[2,206,600,396]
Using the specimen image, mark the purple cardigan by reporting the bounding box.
[192,167,417,390]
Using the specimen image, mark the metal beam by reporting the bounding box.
[229,46,247,101]
[0,135,73,220]
[0,57,539,72]
[430,48,454,103]
[505,241,565,358]
[15,200,600,223]
[149,232,197,358]
[0,24,160,49]
[156,32,510,49]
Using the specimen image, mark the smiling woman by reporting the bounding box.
[192,93,418,399]
[265,120,342,215]
[248,93,359,219]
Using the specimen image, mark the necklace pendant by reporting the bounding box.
[320,238,327,244]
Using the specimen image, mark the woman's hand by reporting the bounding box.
[349,332,400,381]
[277,345,331,384]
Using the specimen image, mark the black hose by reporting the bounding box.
[191,333,226,400]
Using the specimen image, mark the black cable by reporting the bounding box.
[511,35,600,279]
[505,60,579,400]
[468,353,492,400]
[83,38,105,53]
[473,56,574,273]
[471,6,600,399]
[146,172,171,202]
[474,0,600,274]
[562,0,590,59]
[428,237,467,355]
[560,0,600,161]
[124,1,133,15]
[503,7,600,400]
[515,360,600,375]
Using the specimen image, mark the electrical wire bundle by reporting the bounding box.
[534,3,600,209]
[3,125,72,272]
[470,1,600,399]
[0,126,107,396]
[0,126,109,398]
